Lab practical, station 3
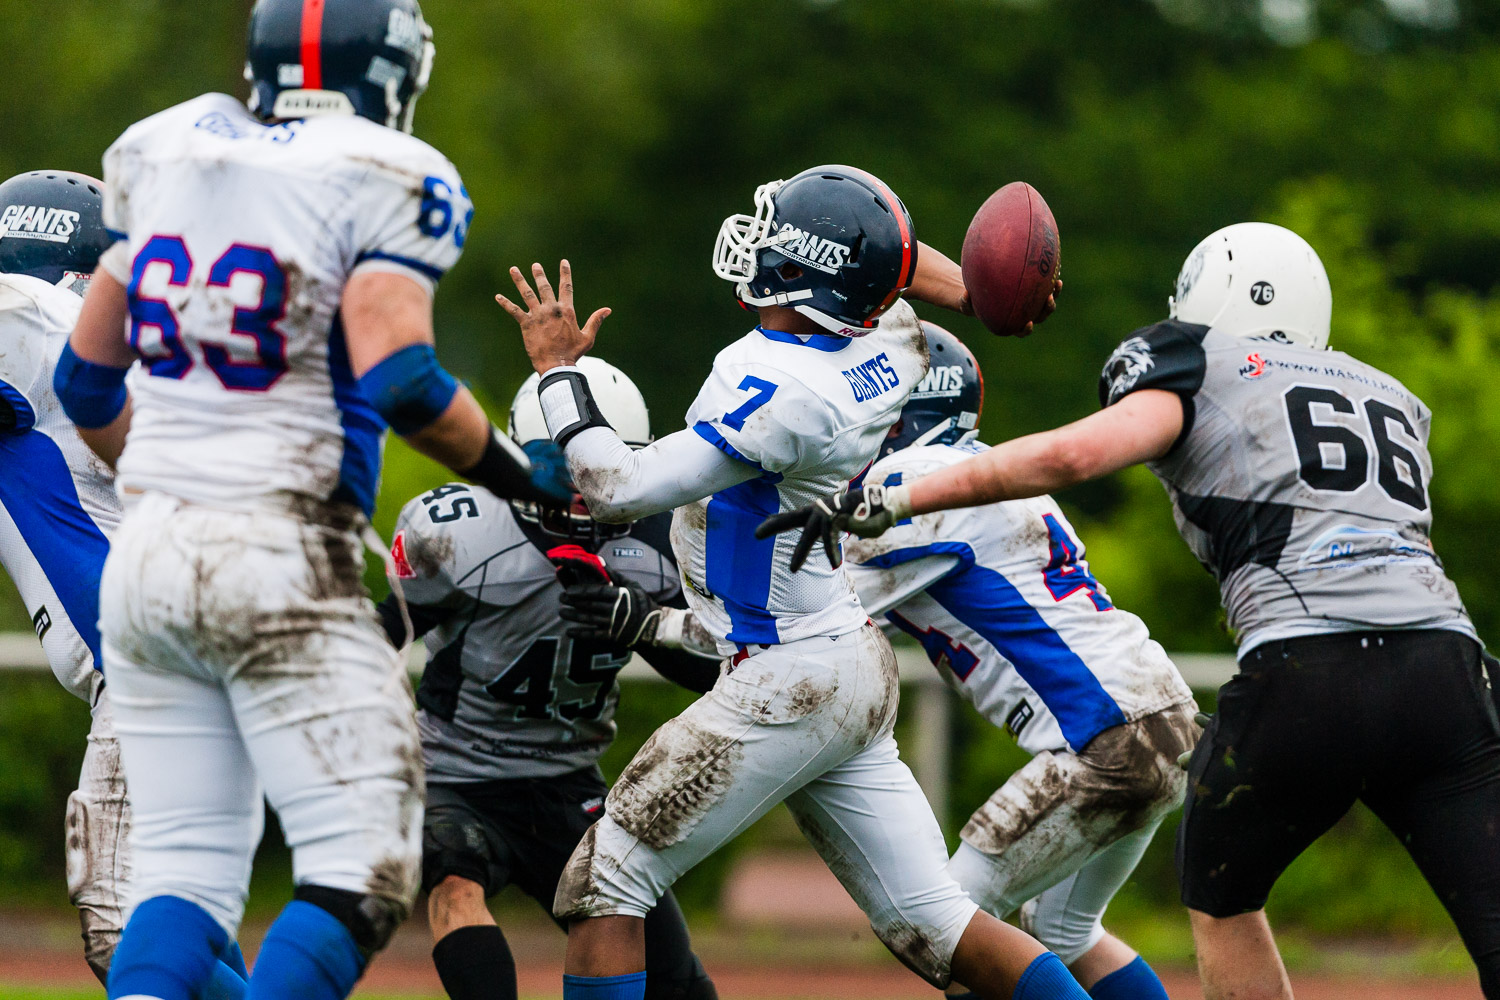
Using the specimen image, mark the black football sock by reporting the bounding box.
[432,924,518,1000]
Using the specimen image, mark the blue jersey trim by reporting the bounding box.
[0,431,110,674]
[104,227,128,244]
[692,422,784,484]
[354,250,446,283]
[755,326,852,353]
[0,379,36,434]
[326,317,385,516]
[705,477,781,644]
[864,541,1127,749]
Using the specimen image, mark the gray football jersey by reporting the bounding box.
[1100,321,1472,653]
[393,483,683,781]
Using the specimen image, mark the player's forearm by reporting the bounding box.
[564,426,756,523]
[401,386,490,470]
[906,391,1185,516]
[905,241,970,315]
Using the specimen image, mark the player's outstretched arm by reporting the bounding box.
[757,389,1184,570]
[56,271,135,468]
[495,261,758,521]
[343,271,570,506]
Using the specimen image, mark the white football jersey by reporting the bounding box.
[845,441,1193,755]
[97,93,473,516]
[674,298,929,648]
[0,274,121,700]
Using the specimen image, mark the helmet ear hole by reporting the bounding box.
[777,262,802,281]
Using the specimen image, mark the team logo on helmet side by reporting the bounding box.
[1176,246,1207,303]
[910,365,968,401]
[1103,337,1156,402]
[773,222,853,275]
[0,205,81,244]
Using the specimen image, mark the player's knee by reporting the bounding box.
[422,819,496,895]
[294,884,409,957]
[1020,899,1105,966]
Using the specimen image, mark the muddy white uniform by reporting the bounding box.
[844,439,1197,963]
[543,301,988,988]
[94,92,470,935]
[0,273,130,975]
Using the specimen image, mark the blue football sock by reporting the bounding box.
[107,895,227,1000]
[222,941,249,979]
[203,959,248,1000]
[246,900,365,1000]
[1087,956,1169,1000]
[1013,952,1089,1000]
[562,971,648,1000]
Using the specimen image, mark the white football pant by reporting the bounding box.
[65,688,131,982]
[946,703,1196,963]
[100,492,423,935]
[554,623,979,987]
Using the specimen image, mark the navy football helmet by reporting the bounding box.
[713,165,917,337]
[0,171,109,289]
[880,321,984,459]
[246,0,435,133]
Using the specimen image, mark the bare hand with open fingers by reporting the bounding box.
[495,259,611,375]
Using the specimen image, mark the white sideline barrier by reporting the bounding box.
[0,632,1234,817]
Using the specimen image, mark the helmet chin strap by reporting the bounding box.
[792,302,878,337]
[735,283,813,308]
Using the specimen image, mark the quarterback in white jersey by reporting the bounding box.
[499,167,1087,1000]
[55,3,568,999]
[0,170,154,986]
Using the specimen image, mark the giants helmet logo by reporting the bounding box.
[0,205,80,244]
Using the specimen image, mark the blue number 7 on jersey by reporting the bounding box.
[721,376,778,431]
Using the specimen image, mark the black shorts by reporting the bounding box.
[423,767,715,998]
[1178,630,1500,991]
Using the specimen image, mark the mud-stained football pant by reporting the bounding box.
[553,623,979,988]
[947,702,1197,964]
[65,688,132,982]
[100,492,424,936]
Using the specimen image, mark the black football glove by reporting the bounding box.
[560,581,666,647]
[754,483,912,572]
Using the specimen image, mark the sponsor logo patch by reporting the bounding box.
[0,205,79,244]
[391,531,416,579]
[612,546,644,559]
[1239,351,1268,380]
[32,606,51,641]
[1005,699,1034,738]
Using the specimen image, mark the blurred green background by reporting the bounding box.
[1,0,1497,965]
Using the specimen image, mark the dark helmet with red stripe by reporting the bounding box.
[880,321,984,459]
[713,165,917,337]
[245,0,435,134]
[0,170,109,291]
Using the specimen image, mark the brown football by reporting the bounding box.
[960,181,1060,336]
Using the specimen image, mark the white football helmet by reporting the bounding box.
[1168,222,1332,350]
[508,356,651,542]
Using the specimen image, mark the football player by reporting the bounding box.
[0,169,250,996]
[53,3,570,999]
[568,323,1196,1000]
[763,223,1500,999]
[497,166,1085,1000]
[381,357,719,1000]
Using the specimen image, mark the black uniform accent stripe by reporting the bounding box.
[1175,492,1296,581]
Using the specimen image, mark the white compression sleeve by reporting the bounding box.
[564,425,760,523]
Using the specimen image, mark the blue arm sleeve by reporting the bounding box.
[356,343,459,435]
[53,343,129,430]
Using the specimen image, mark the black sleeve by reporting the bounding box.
[1098,320,1209,408]
[374,594,453,649]
[636,643,720,694]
